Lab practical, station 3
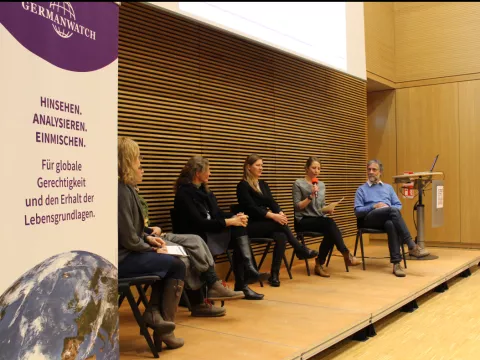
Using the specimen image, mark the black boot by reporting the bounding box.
[295,244,319,260]
[234,284,264,300]
[236,236,269,284]
[232,248,264,300]
[268,236,285,288]
[268,271,280,287]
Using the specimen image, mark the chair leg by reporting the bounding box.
[182,289,192,312]
[304,258,311,276]
[255,243,270,288]
[289,248,296,271]
[360,232,366,271]
[304,259,311,276]
[344,252,349,273]
[326,244,332,267]
[225,249,234,281]
[401,244,407,269]
[125,287,160,358]
[283,254,293,279]
[118,293,126,307]
[298,234,311,276]
[257,243,271,270]
[136,284,150,308]
[225,266,232,282]
[354,232,359,256]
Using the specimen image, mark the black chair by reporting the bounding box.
[354,218,407,271]
[291,217,342,275]
[118,276,161,358]
[229,204,292,286]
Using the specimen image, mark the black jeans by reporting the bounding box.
[298,216,348,265]
[362,207,415,264]
[246,220,299,273]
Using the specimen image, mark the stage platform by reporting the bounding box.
[119,244,480,360]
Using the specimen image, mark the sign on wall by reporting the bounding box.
[0,2,119,359]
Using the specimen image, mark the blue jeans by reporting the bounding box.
[363,207,415,264]
[119,251,186,280]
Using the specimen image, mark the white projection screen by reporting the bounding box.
[148,2,366,80]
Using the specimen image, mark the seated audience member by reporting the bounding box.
[135,187,244,318]
[117,136,185,350]
[293,156,360,277]
[237,154,318,287]
[174,156,269,301]
[354,159,430,277]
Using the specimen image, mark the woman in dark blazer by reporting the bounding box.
[237,154,318,287]
[118,137,185,350]
[174,156,268,301]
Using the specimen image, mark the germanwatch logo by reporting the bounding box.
[21,2,97,40]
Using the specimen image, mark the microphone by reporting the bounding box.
[311,177,318,198]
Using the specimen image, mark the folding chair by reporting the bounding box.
[118,276,161,358]
[354,218,407,271]
[290,216,343,274]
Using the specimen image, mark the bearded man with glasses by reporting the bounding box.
[354,159,430,277]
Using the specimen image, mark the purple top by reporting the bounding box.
[0,2,118,72]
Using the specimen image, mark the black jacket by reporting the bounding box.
[236,180,282,221]
[173,183,228,241]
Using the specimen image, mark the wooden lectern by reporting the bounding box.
[393,172,444,251]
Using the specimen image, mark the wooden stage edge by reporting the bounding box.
[288,249,480,360]
[119,245,480,360]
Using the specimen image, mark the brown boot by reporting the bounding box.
[409,244,430,258]
[207,280,245,301]
[155,279,185,350]
[143,282,176,333]
[393,263,406,277]
[314,259,330,277]
[342,251,361,267]
[191,300,227,317]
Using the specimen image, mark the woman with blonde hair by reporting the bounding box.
[118,136,185,350]
[293,156,360,277]
[174,156,269,301]
[236,154,318,287]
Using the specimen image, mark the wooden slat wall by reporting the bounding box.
[395,2,480,83]
[119,3,367,256]
[364,2,396,83]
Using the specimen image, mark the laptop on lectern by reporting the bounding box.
[429,154,439,172]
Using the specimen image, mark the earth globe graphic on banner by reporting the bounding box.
[0,251,119,360]
[50,2,76,39]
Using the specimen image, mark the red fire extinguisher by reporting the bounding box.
[401,171,415,199]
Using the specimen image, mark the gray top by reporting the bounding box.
[292,178,327,221]
[118,182,152,263]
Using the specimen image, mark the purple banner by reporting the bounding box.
[0,2,118,72]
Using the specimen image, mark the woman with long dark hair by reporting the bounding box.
[174,156,268,301]
[236,154,318,287]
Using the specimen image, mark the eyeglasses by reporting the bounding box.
[367,167,379,172]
